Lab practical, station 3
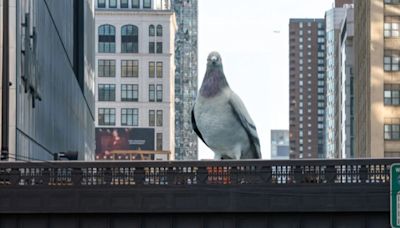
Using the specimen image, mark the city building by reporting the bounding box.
[94,0,176,160]
[354,0,400,157]
[335,0,353,8]
[0,0,95,160]
[324,5,350,158]
[289,18,326,159]
[271,130,289,159]
[338,7,355,158]
[173,0,198,160]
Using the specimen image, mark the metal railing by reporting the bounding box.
[0,159,396,187]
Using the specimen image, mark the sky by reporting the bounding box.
[197,0,334,159]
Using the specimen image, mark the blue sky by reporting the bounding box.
[197,0,334,159]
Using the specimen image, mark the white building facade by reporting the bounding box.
[95,0,176,160]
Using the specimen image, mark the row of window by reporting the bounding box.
[98,108,163,127]
[98,84,163,102]
[298,22,324,28]
[385,0,400,4]
[98,60,163,78]
[98,24,163,53]
[98,0,151,9]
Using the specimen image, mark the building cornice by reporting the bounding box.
[95,9,174,17]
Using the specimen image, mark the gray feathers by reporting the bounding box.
[192,52,261,159]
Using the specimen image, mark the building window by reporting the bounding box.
[121,84,139,102]
[98,84,116,101]
[121,60,138,77]
[156,133,163,151]
[149,62,155,78]
[384,50,400,71]
[149,25,155,36]
[156,110,163,126]
[121,108,139,126]
[149,84,155,102]
[98,24,115,53]
[98,108,115,126]
[385,119,400,140]
[156,84,163,102]
[121,25,139,53]
[143,0,151,8]
[149,42,155,53]
[156,42,163,53]
[120,0,129,8]
[156,62,163,78]
[98,60,116,77]
[384,17,400,37]
[109,0,117,8]
[156,25,163,36]
[132,0,140,8]
[149,110,155,126]
[384,84,400,105]
[98,0,106,8]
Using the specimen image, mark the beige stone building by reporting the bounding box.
[354,0,400,157]
[94,0,176,160]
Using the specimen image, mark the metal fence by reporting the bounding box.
[0,159,396,187]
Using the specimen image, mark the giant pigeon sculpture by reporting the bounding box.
[192,51,261,159]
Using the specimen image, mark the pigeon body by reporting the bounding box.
[192,52,261,159]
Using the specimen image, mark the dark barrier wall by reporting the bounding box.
[0,159,394,227]
[0,213,390,228]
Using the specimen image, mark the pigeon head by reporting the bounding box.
[207,52,223,69]
[200,51,229,98]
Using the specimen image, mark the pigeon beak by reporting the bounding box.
[211,56,217,64]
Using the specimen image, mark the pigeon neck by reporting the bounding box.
[200,68,228,98]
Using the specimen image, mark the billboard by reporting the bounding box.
[95,128,155,160]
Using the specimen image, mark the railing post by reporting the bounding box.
[294,166,303,183]
[135,167,145,185]
[196,166,208,184]
[260,166,272,184]
[71,168,82,186]
[10,168,20,186]
[359,165,368,183]
[325,165,337,184]
[41,168,50,185]
[104,168,112,185]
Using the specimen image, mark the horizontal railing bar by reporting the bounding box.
[0,158,397,168]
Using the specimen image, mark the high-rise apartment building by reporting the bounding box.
[271,130,289,160]
[94,0,176,160]
[0,0,96,160]
[354,0,400,157]
[289,19,326,159]
[325,6,349,158]
[173,0,198,160]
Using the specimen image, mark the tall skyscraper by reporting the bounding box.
[338,7,355,158]
[289,18,326,159]
[354,0,400,157]
[94,0,176,160]
[324,6,349,158]
[1,0,95,160]
[173,0,198,160]
[271,130,289,160]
